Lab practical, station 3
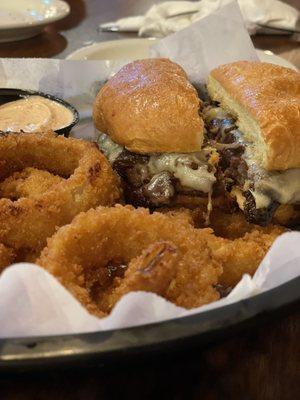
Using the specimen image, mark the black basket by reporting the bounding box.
[0,88,79,137]
[0,276,299,372]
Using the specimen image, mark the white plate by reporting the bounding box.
[256,49,298,71]
[66,38,298,71]
[66,38,159,61]
[0,0,70,43]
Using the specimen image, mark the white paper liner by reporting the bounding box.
[150,0,259,82]
[0,0,298,338]
[0,232,299,338]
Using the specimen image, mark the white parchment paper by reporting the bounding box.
[1,232,299,338]
[0,0,298,338]
[150,0,259,82]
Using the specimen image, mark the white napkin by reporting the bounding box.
[100,0,299,36]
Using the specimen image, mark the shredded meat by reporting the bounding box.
[203,100,279,225]
[113,150,149,185]
[123,172,176,208]
[111,147,210,207]
[113,151,177,206]
[143,172,175,206]
[243,191,279,226]
[218,147,248,190]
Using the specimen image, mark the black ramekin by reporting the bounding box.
[0,88,79,137]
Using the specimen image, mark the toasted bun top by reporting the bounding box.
[93,58,204,154]
[208,61,300,171]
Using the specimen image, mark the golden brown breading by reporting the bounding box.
[205,209,261,239]
[206,226,284,287]
[0,167,64,200]
[37,205,222,316]
[159,206,197,226]
[158,206,285,288]
[0,132,121,260]
[98,242,178,313]
[0,243,16,273]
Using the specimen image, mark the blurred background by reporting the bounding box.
[0,0,299,69]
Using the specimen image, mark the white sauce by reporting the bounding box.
[0,96,74,133]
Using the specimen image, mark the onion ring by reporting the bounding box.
[206,226,284,287]
[160,206,285,288]
[97,241,178,314]
[0,243,15,273]
[0,132,121,258]
[37,205,222,315]
[0,167,64,200]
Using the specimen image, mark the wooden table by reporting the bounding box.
[0,1,299,398]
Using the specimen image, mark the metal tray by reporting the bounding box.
[0,276,299,372]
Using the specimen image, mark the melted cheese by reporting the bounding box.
[240,134,300,209]
[98,134,216,193]
[98,133,123,162]
[231,187,246,210]
[250,190,271,209]
[254,169,300,207]
[148,153,215,193]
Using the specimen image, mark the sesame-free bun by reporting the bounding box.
[207,61,300,171]
[93,58,204,154]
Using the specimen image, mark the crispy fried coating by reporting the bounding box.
[194,209,285,287]
[99,242,178,313]
[160,206,197,226]
[159,206,285,288]
[161,206,254,237]
[205,225,284,287]
[205,209,263,239]
[0,132,121,259]
[0,167,64,200]
[0,243,16,273]
[37,205,222,316]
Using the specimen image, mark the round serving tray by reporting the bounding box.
[0,276,299,371]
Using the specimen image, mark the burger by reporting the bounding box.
[206,61,300,226]
[93,58,218,209]
[93,58,300,226]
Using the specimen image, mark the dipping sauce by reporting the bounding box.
[0,96,74,133]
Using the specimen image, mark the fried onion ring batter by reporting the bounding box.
[0,132,121,258]
[205,226,284,287]
[37,205,222,316]
[98,241,178,314]
[0,243,15,273]
[160,206,285,288]
[0,167,64,200]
